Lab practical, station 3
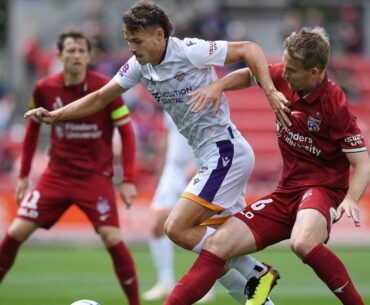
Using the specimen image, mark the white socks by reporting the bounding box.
[218,268,247,304]
[149,235,175,286]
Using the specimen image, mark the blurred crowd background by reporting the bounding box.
[0,0,369,242]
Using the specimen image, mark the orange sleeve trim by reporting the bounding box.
[181,192,224,213]
[199,216,231,227]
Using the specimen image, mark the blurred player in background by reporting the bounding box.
[143,113,214,302]
[166,27,370,305]
[25,2,292,304]
[0,31,140,305]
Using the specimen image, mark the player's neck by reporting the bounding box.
[63,71,87,86]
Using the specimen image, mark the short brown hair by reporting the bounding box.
[122,1,174,38]
[56,31,92,53]
[283,27,330,72]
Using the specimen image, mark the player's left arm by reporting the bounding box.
[336,150,370,226]
[116,118,137,209]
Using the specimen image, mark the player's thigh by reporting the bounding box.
[204,216,257,260]
[166,197,216,230]
[290,209,328,256]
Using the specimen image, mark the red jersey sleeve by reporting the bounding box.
[19,87,43,178]
[324,86,366,153]
[109,96,136,183]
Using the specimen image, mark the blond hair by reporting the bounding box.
[283,27,330,72]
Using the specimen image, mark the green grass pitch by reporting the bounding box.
[0,244,369,305]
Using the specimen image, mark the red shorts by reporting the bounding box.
[17,167,119,230]
[234,186,346,250]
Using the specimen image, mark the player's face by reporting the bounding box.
[124,26,165,65]
[281,50,318,94]
[59,38,90,75]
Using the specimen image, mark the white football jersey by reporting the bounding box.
[114,36,240,158]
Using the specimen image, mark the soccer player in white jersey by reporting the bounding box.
[25,1,291,304]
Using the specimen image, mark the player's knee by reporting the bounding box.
[99,228,122,248]
[290,237,314,258]
[164,217,179,242]
[7,219,36,242]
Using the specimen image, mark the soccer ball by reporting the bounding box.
[70,300,100,305]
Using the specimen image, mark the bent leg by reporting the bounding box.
[291,209,364,305]
[0,218,39,282]
[165,217,256,305]
[98,226,140,305]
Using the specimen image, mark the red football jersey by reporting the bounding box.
[270,63,367,189]
[30,70,130,177]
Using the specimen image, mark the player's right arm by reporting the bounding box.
[25,79,127,124]
[188,68,252,114]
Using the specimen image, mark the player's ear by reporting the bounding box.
[154,26,165,40]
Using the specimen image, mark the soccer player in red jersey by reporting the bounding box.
[0,31,140,305]
[165,27,370,305]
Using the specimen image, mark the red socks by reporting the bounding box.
[303,244,364,305]
[164,250,225,305]
[108,241,140,305]
[0,233,21,282]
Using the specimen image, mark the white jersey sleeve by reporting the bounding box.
[113,56,141,89]
[182,38,228,69]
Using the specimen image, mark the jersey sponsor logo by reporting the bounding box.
[174,72,185,81]
[118,63,129,77]
[344,134,364,147]
[281,129,322,157]
[208,41,217,55]
[198,166,208,174]
[307,115,321,132]
[152,87,193,104]
[185,40,196,47]
[55,123,102,139]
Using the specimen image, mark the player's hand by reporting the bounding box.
[187,81,223,115]
[24,107,56,125]
[335,198,361,227]
[265,89,291,128]
[118,182,137,209]
[15,177,29,204]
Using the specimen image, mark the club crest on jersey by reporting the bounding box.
[96,197,110,214]
[307,115,321,132]
[174,72,185,81]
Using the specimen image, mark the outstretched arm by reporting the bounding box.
[336,151,370,226]
[25,79,127,124]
